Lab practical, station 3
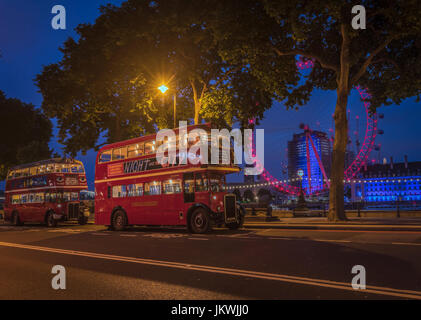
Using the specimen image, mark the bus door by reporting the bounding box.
[183,173,195,203]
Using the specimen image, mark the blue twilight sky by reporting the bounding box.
[1,0,420,189]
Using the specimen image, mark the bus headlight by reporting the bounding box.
[217,206,221,211]
[57,204,62,208]
[213,196,217,200]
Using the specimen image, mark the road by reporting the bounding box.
[0,222,420,299]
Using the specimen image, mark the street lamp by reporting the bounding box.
[158,84,176,129]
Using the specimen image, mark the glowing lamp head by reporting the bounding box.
[158,85,169,94]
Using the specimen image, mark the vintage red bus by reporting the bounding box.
[4,158,90,227]
[95,124,245,233]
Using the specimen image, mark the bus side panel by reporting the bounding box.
[127,195,163,225]
[162,193,185,225]
[4,194,11,221]
[94,182,111,225]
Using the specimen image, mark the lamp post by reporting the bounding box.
[158,84,177,129]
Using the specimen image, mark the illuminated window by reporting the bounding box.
[11,194,21,204]
[144,141,155,155]
[112,148,127,161]
[144,182,161,195]
[128,143,144,158]
[163,179,182,194]
[112,185,127,198]
[195,173,209,192]
[99,150,112,163]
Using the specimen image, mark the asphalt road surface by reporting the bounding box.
[0,222,420,300]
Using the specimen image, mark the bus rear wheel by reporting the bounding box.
[189,208,211,234]
[46,211,57,228]
[111,210,127,231]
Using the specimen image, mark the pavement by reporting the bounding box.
[244,214,421,231]
[0,221,420,299]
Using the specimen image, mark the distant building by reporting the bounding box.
[243,164,255,184]
[351,156,421,202]
[287,130,332,193]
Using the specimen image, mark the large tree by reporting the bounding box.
[36,0,273,155]
[0,91,53,180]
[208,0,421,220]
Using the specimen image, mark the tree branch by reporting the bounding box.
[271,46,339,73]
[350,36,395,87]
[209,65,241,89]
[371,57,401,73]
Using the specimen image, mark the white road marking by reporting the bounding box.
[391,242,421,246]
[142,233,186,239]
[314,239,352,243]
[47,229,83,234]
[0,241,420,299]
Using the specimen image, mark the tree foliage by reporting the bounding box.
[36,0,273,156]
[207,0,421,220]
[0,91,52,179]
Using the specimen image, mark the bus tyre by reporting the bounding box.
[112,210,127,231]
[46,211,57,228]
[189,208,211,234]
[12,212,22,226]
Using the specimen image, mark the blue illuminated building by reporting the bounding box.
[351,157,421,202]
[288,131,331,193]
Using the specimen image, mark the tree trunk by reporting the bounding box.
[194,101,201,125]
[328,23,351,221]
[328,88,349,221]
[191,80,200,125]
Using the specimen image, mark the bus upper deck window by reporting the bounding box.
[144,141,156,155]
[99,151,112,163]
[128,144,144,158]
[112,147,127,161]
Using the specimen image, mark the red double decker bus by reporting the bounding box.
[4,158,90,227]
[95,124,245,233]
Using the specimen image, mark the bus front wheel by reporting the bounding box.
[111,210,127,231]
[189,208,211,234]
[46,211,57,228]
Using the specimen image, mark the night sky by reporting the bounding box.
[1,0,420,189]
